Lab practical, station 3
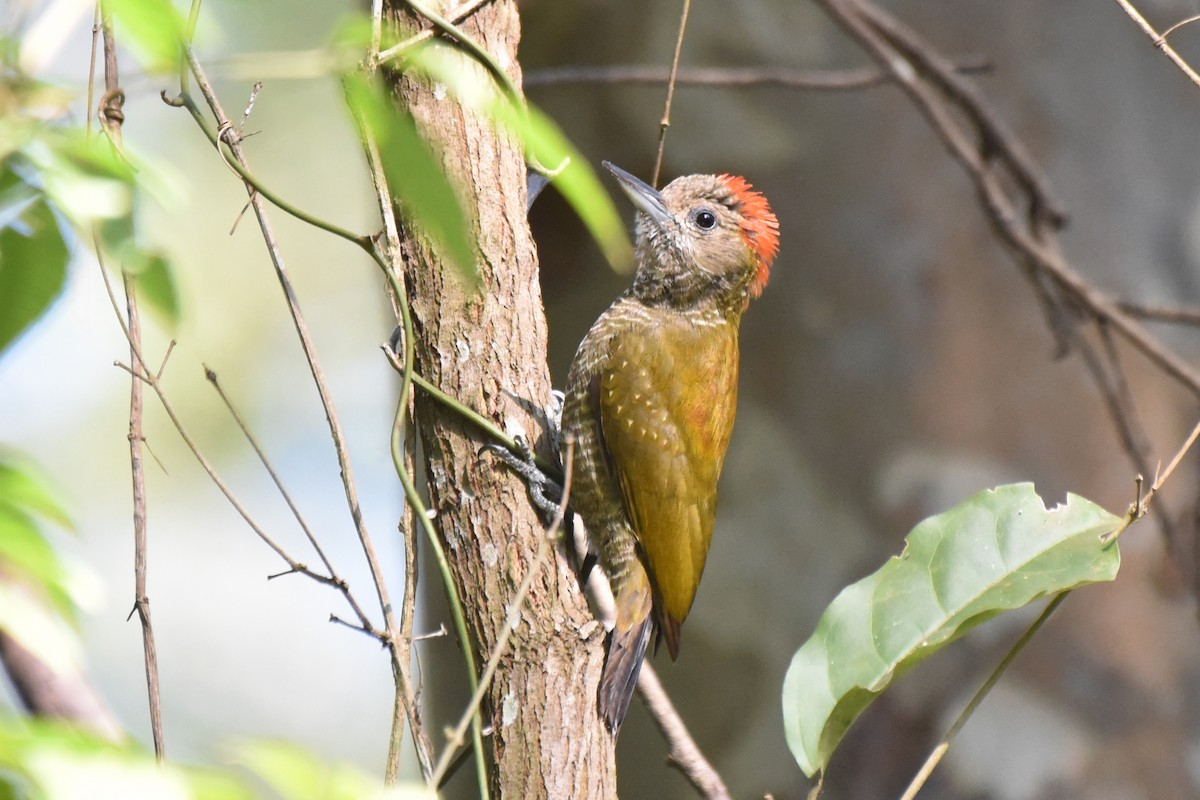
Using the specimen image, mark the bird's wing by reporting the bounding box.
[597,321,738,657]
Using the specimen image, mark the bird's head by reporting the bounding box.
[604,161,779,310]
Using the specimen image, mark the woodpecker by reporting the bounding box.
[562,162,779,732]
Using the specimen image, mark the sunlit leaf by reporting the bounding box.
[782,483,1121,777]
[402,39,634,272]
[496,101,633,272]
[0,457,72,531]
[345,72,477,281]
[130,251,181,329]
[0,171,69,356]
[105,0,187,73]
[23,134,135,224]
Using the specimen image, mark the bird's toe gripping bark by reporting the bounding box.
[480,435,563,521]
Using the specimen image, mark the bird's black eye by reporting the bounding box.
[692,209,718,230]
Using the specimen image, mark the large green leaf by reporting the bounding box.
[0,169,69,356]
[782,483,1121,777]
[345,72,477,282]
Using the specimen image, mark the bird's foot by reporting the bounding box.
[481,433,563,523]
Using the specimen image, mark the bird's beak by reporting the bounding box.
[603,161,671,227]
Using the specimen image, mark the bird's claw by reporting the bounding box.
[480,434,563,522]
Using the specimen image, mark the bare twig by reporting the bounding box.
[96,1,165,760]
[652,0,692,187]
[348,21,437,772]
[1118,300,1200,326]
[1161,14,1200,41]
[203,367,378,636]
[102,309,370,634]
[815,0,1200,406]
[638,665,731,799]
[898,594,1067,800]
[1103,416,1200,545]
[377,0,494,63]
[181,34,403,673]
[1113,1,1200,90]
[524,61,991,91]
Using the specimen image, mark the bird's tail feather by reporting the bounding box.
[598,612,654,733]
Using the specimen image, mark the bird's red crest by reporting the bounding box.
[719,174,779,298]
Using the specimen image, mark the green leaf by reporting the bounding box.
[344,73,477,281]
[0,185,69,357]
[0,452,72,533]
[234,741,436,800]
[782,483,1121,777]
[496,102,634,273]
[0,453,76,621]
[93,220,183,332]
[19,131,183,332]
[391,39,634,272]
[104,0,187,73]
[23,134,135,224]
[120,249,182,331]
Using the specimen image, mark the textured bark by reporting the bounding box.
[382,3,617,797]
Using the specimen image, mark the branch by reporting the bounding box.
[524,61,992,90]
[180,33,403,674]
[377,0,494,63]
[1118,299,1200,326]
[1113,0,1200,90]
[96,0,164,760]
[652,0,692,187]
[203,367,380,640]
[814,0,1200,403]
[638,665,730,800]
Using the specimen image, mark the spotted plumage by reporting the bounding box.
[562,163,779,732]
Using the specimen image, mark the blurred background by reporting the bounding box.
[6,0,1200,797]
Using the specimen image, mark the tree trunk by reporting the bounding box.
[382,3,617,797]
